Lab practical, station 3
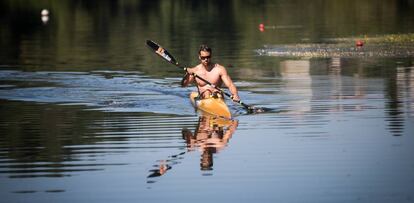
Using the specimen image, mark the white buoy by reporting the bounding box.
[41,16,49,24]
[41,9,49,16]
[41,9,49,24]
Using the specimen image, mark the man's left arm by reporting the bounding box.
[220,66,240,101]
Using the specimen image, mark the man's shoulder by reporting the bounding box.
[187,65,201,72]
[192,64,204,70]
[214,63,228,73]
[215,63,225,68]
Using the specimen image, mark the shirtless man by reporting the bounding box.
[181,44,240,102]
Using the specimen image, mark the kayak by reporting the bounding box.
[189,92,231,119]
[190,92,231,119]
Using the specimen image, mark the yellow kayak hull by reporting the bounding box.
[190,92,231,119]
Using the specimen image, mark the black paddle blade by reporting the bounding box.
[146,40,179,66]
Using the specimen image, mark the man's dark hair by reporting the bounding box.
[199,44,212,55]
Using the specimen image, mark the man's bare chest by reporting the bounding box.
[196,70,221,86]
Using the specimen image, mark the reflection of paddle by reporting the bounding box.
[146,39,263,113]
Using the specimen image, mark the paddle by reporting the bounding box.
[146,39,256,112]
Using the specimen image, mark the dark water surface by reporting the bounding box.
[1,1,414,202]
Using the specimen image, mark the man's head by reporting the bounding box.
[199,44,212,66]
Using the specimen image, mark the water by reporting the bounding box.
[1,1,414,202]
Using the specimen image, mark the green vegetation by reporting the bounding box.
[1,0,413,75]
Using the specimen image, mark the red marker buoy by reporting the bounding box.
[259,23,265,32]
[356,40,364,47]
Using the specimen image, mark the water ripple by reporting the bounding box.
[0,70,194,115]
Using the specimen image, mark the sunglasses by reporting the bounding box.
[200,55,211,60]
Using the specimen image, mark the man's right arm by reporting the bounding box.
[181,67,195,87]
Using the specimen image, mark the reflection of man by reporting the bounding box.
[147,115,238,182]
[182,116,238,170]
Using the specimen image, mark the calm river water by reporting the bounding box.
[1,1,414,202]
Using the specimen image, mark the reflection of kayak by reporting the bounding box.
[203,113,235,127]
[190,92,231,119]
